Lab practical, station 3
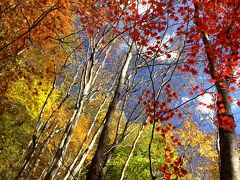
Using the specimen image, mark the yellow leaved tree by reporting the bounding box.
[177,117,219,179]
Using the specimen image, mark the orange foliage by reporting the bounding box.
[0,0,73,51]
[0,0,74,94]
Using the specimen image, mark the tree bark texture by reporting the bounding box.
[86,44,133,180]
[45,55,95,180]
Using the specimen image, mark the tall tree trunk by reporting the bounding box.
[86,44,133,180]
[203,31,240,180]
[216,83,240,180]
[194,5,240,179]
[98,93,129,180]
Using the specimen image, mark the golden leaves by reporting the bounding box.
[176,119,219,178]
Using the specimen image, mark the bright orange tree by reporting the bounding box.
[0,0,74,94]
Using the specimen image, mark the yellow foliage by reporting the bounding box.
[177,120,218,159]
[6,75,59,119]
[177,119,219,178]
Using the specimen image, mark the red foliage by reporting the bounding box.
[78,0,239,176]
[237,101,240,107]
[139,89,187,178]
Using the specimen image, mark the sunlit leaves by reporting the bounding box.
[0,0,239,178]
[177,119,219,178]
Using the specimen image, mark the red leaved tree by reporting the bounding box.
[173,1,240,179]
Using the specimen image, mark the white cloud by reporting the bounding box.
[196,93,214,115]
[182,97,190,102]
[138,1,150,14]
[232,97,239,111]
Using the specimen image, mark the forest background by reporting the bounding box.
[0,0,239,180]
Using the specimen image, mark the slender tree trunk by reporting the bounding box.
[98,146,115,180]
[98,118,139,180]
[120,125,143,180]
[65,122,104,179]
[14,77,58,180]
[194,6,240,179]
[27,123,59,179]
[44,55,95,179]
[63,100,107,180]
[86,44,133,180]
[44,109,82,180]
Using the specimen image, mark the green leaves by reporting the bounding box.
[0,98,34,179]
